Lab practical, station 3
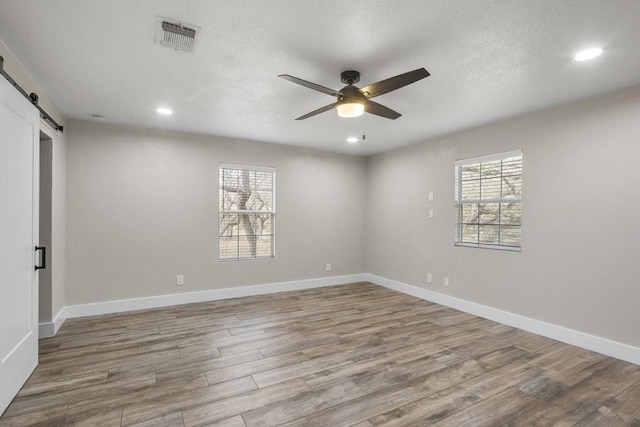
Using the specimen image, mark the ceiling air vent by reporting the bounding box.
[156,17,200,53]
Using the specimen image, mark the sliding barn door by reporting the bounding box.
[0,76,40,415]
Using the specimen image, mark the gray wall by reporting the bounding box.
[66,86,640,350]
[366,86,640,348]
[66,120,366,305]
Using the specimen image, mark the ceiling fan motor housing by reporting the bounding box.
[338,85,364,103]
[340,70,360,85]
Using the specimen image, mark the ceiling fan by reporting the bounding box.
[279,68,430,120]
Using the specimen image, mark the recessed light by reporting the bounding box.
[574,47,603,61]
[156,107,173,115]
[346,137,359,143]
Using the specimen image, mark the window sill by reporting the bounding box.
[455,243,521,252]
[219,255,276,262]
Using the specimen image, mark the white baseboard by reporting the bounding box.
[38,308,67,338]
[366,273,640,366]
[61,274,367,320]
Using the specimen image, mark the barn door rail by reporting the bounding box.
[0,55,63,133]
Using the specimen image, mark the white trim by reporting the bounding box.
[63,274,367,319]
[455,149,522,166]
[219,163,276,173]
[38,307,67,338]
[366,273,640,366]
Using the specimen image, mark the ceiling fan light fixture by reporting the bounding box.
[337,100,364,118]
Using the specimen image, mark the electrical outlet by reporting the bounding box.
[428,192,434,202]
[444,277,449,287]
[177,275,184,286]
[326,263,331,272]
[427,273,432,284]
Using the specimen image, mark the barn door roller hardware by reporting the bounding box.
[0,56,64,133]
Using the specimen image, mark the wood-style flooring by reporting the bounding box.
[1,282,640,426]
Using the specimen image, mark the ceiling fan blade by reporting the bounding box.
[364,99,401,120]
[360,68,430,99]
[295,103,337,120]
[279,74,343,97]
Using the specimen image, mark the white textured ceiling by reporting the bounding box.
[1,1,639,155]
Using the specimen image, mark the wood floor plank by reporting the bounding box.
[204,352,309,385]
[302,355,398,391]
[154,350,264,384]
[120,377,258,426]
[66,374,209,417]
[433,386,538,426]
[202,415,245,427]
[298,333,386,360]
[598,378,640,419]
[304,382,424,427]
[127,412,185,427]
[459,361,541,400]
[505,400,586,426]
[251,352,355,388]
[574,405,640,427]
[16,371,109,398]
[271,418,309,427]
[181,379,311,426]
[61,406,123,427]
[29,347,142,378]
[216,332,307,357]
[549,358,640,420]
[368,385,481,426]
[2,282,640,426]
[348,355,449,394]
[241,380,365,427]
[4,372,156,418]
[0,406,67,427]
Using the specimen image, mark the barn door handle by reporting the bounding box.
[35,246,46,270]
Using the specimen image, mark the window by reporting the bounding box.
[219,164,275,261]
[455,150,522,251]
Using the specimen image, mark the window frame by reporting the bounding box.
[454,150,522,252]
[218,163,276,261]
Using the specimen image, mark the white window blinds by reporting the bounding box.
[219,164,275,261]
[454,150,522,250]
